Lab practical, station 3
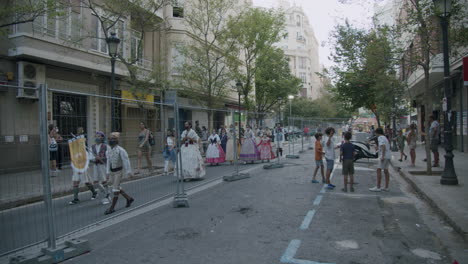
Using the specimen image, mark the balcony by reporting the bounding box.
[406,53,444,98]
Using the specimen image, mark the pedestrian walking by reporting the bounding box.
[240,125,259,164]
[324,127,339,190]
[312,133,325,184]
[136,122,152,174]
[206,129,225,166]
[180,121,206,180]
[225,125,236,164]
[340,132,356,192]
[69,127,97,205]
[163,129,177,175]
[90,131,111,205]
[369,127,392,192]
[394,130,408,162]
[105,132,134,215]
[407,123,418,167]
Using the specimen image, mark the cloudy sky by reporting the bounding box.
[252,0,389,68]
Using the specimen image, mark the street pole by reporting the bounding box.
[111,57,116,132]
[439,14,458,185]
[39,84,57,250]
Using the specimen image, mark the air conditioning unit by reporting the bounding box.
[17,61,45,99]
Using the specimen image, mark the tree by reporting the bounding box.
[175,0,240,132]
[329,21,407,128]
[226,7,286,110]
[254,46,302,125]
[395,0,467,174]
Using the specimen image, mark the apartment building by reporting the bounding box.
[0,0,254,172]
[275,0,322,100]
[0,1,168,171]
[386,0,468,151]
[161,0,253,130]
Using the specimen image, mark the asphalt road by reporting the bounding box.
[61,151,468,264]
[0,160,261,256]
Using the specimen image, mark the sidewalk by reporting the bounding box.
[0,154,165,209]
[391,142,468,241]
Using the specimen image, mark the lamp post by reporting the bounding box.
[107,32,120,132]
[286,95,299,159]
[433,0,458,185]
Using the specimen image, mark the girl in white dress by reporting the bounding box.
[180,122,206,179]
[225,125,236,164]
[240,125,259,163]
[206,130,226,165]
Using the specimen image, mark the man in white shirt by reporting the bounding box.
[370,127,392,192]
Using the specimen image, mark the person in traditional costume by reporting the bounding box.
[180,122,206,179]
[90,131,111,205]
[105,132,134,215]
[240,125,259,164]
[257,129,275,162]
[219,128,228,154]
[225,125,236,164]
[163,129,177,175]
[69,127,97,205]
[206,129,225,166]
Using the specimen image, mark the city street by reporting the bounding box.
[59,151,467,264]
[0,159,261,256]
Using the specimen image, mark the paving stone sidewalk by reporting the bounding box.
[391,142,468,241]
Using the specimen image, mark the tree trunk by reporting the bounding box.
[207,110,213,134]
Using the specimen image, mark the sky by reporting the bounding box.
[252,0,389,68]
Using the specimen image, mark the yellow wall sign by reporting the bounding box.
[121,90,154,104]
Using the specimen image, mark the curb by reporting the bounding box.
[391,163,468,242]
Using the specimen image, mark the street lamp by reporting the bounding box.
[236,81,243,145]
[432,0,458,185]
[107,32,120,132]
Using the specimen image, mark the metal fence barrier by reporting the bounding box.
[1,83,351,261]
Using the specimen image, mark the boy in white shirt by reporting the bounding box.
[369,127,392,192]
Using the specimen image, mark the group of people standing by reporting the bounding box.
[162,121,284,181]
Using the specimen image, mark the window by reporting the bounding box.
[284,33,288,40]
[299,57,307,69]
[296,15,301,27]
[91,14,125,56]
[130,30,143,63]
[32,0,82,42]
[299,72,306,83]
[173,0,185,18]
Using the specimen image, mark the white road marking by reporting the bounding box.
[281,239,335,264]
[299,210,316,230]
[313,195,323,206]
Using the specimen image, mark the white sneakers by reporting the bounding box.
[101,197,111,205]
[369,186,390,192]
